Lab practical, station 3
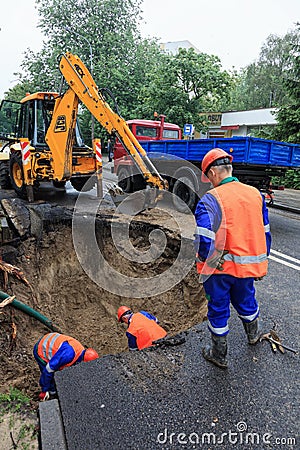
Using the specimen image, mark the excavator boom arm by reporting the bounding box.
[59,52,167,190]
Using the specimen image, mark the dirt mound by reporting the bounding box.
[0,211,206,401]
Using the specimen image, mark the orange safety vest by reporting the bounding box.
[37,333,85,369]
[127,313,167,350]
[196,182,268,278]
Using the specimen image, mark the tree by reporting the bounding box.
[272,24,300,143]
[5,1,233,139]
[5,0,162,144]
[2,80,36,102]
[227,28,299,111]
[134,48,232,131]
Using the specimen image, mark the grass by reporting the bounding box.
[0,388,38,448]
[0,387,30,415]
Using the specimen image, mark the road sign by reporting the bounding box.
[183,124,194,136]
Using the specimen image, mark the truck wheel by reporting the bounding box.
[172,176,197,213]
[0,161,12,189]
[53,180,66,189]
[118,168,133,193]
[70,176,95,192]
[132,174,146,191]
[9,152,27,199]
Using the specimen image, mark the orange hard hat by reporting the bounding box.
[201,148,233,182]
[117,305,132,322]
[83,348,99,362]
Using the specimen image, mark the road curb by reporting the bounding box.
[39,399,67,450]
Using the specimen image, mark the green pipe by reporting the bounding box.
[0,290,62,332]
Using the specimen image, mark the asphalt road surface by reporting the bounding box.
[52,191,299,449]
[1,165,299,450]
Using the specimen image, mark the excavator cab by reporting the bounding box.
[0,99,21,140]
[0,92,97,198]
[0,94,85,149]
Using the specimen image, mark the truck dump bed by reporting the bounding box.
[140,136,300,168]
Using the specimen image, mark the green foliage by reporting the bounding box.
[227,28,299,111]
[3,0,233,140]
[272,169,300,189]
[246,125,275,140]
[10,0,165,144]
[0,389,37,449]
[4,1,298,148]
[273,104,300,143]
[272,24,300,144]
[285,169,300,189]
[134,48,232,130]
[0,388,30,415]
[3,81,36,102]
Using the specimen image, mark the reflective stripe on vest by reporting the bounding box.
[40,333,60,360]
[223,253,267,264]
[127,313,167,350]
[196,182,268,278]
[37,333,85,368]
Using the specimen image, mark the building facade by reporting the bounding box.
[199,108,278,139]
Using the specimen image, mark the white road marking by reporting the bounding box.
[269,254,300,271]
[270,249,300,265]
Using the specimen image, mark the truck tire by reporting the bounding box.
[0,161,12,189]
[118,167,133,193]
[53,180,66,189]
[172,176,198,213]
[9,152,28,199]
[70,176,96,192]
[132,174,146,191]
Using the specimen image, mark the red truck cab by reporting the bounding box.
[113,117,182,160]
[113,116,181,191]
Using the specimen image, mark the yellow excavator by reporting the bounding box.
[0,52,167,202]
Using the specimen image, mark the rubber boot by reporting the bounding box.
[242,318,261,344]
[202,334,228,369]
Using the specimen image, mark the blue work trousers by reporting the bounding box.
[203,275,259,336]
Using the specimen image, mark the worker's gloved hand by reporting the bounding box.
[38,391,50,401]
[254,276,264,281]
[207,250,229,271]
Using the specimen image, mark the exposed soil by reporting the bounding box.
[0,410,39,450]
[0,209,207,405]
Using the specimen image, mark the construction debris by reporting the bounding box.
[260,331,298,354]
[0,260,30,286]
[0,295,16,308]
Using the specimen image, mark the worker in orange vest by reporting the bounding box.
[194,148,271,369]
[117,306,167,350]
[33,333,99,400]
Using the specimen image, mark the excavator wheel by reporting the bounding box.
[9,152,28,199]
[0,160,12,189]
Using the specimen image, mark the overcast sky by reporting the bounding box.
[0,0,299,99]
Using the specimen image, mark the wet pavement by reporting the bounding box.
[0,181,295,449]
[50,240,299,450]
[0,164,298,449]
[269,188,300,211]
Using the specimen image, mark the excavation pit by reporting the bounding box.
[0,205,206,399]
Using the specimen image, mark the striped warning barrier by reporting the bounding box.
[21,140,30,165]
[95,141,102,164]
